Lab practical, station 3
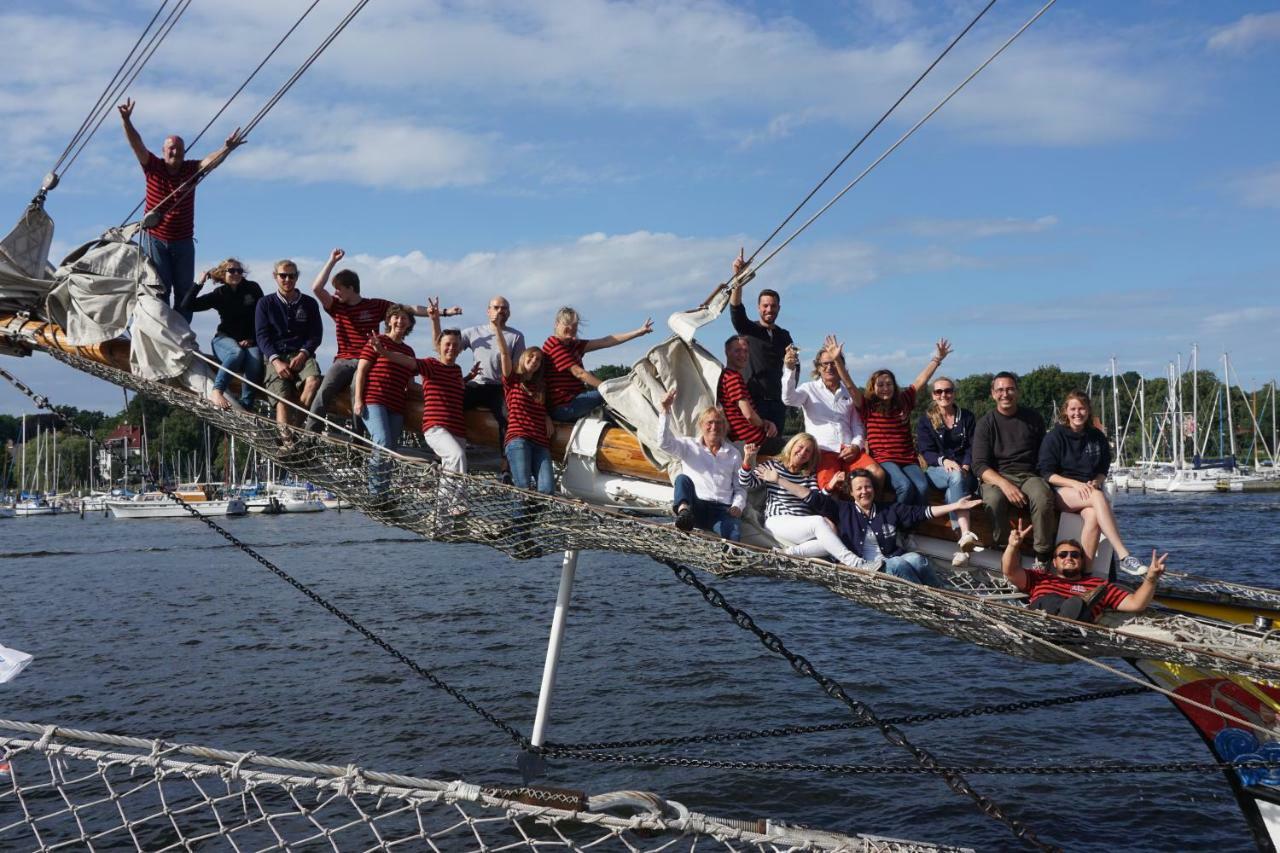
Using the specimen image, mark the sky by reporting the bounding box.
[1,0,1277,416]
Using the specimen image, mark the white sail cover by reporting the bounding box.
[0,205,198,381]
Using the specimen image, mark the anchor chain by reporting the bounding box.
[551,685,1148,751]
[644,558,1059,853]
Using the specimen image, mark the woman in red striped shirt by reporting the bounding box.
[543,306,653,422]
[835,336,952,505]
[354,304,417,494]
[494,313,555,494]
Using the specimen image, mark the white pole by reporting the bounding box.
[1224,352,1237,459]
[530,549,579,750]
[1192,343,1199,462]
[1110,357,1122,467]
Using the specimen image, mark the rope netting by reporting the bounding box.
[32,345,1280,685]
[0,720,963,852]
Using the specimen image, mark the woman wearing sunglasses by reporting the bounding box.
[182,257,264,410]
[917,377,980,566]
[1038,390,1150,574]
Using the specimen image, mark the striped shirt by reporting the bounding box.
[504,375,550,447]
[860,386,919,465]
[358,336,416,415]
[142,154,200,241]
[329,297,393,361]
[717,369,765,445]
[738,459,818,518]
[417,357,466,437]
[542,336,588,407]
[1023,569,1130,621]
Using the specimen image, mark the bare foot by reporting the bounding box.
[208,388,232,409]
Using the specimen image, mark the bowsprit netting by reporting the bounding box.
[31,344,1280,685]
[0,720,963,852]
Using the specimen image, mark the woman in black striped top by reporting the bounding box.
[740,433,864,567]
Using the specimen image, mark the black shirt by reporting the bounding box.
[729,302,793,403]
[972,406,1045,479]
[182,279,264,342]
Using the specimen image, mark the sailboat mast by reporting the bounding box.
[1192,343,1199,464]
[20,414,26,495]
[1110,357,1122,467]
[1224,352,1237,459]
[1140,377,1148,463]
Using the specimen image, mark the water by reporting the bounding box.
[2,491,1279,851]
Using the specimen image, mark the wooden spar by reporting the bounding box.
[0,313,672,485]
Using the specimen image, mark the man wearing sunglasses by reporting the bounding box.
[255,260,322,428]
[1001,519,1167,623]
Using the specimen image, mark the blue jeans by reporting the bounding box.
[362,404,403,494]
[551,389,603,422]
[883,552,941,587]
[210,333,264,407]
[672,474,741,541]
[881,461,929,504]
[925,465,976,529]
[142,233,196,321]
[505,438,554,494]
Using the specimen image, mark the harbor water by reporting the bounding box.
[2,490,1279,851]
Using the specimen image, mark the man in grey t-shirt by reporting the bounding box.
[461,295,525,479]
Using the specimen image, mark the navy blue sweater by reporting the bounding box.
[916,409,976,467]
[1038,424,1111,482]
[182,279,263,342]
[254,291,323,363]
[804,490,935,559]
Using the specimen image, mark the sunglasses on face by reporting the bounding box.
[276,272,298,280]
[933,388,954,395]
[818,362,838,370]
[226,268,244,274]
[1055,550,1084,560]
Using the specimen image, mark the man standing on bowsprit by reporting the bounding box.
[118,98,244,321]
[728,250,793,437]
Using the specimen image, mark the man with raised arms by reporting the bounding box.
[1001,520,1167,622]
[729,251,793,437]
[307,248,456,432]
[118,99,244,320]
[972,371,1056,567]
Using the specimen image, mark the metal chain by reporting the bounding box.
[0,366,532,747]
[551,685,1147,752]
[155,488,532,747]
[645,558,1058,853]
[541,746,1280,777]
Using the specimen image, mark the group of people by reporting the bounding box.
[128,103,1164,621]
[664,254,1167,618]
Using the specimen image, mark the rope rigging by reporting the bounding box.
[48,0,195,190]
[120,0,368,228]
[744,0,999,268]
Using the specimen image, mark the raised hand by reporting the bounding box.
[659,387,677,412]
[330,248,345,264]
[367,331,387,355]
[823,334,844,362]
[752,463,779,483]
[743,442,759,467]
[732,247,748,280]
[426,296,441,319]
[1007,518,1031,549]
[784,344,800,369]
[934,338,953,361]
[117,98,135,121]
[637,317,654,335]
[1147,551,1169,581]
[225,127,246,149]
[828,470,847,492]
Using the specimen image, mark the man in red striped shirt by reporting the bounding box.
[307,247,456,432]
[118,99,244,322]
[1001,519,1167,623]
[717,335,782,454]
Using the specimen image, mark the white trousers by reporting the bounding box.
[765,514,855,565]
[425,426,468,510]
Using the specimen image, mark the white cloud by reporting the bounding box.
[902,215,1058,238]
[1202,306,1280,333]
[1207,11,1280,53]
[1225,163,1280,209]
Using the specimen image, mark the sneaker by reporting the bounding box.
[674,505,694,532]
[951,550,971,567]
[499,470,514,486]
[956,531,981,553]
[1117,554,1148,576]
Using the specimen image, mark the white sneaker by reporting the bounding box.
[956,531,981,553]
[951,550,971,567]
[1117,554,1148,576]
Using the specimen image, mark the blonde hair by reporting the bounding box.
[273,259,297,274]
[781,432,818,475]
[554,306,581,330]
[210,257,246,284]
[926,376,955,430]
[697,406,727,429]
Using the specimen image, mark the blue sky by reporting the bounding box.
[1,0,1277,416]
